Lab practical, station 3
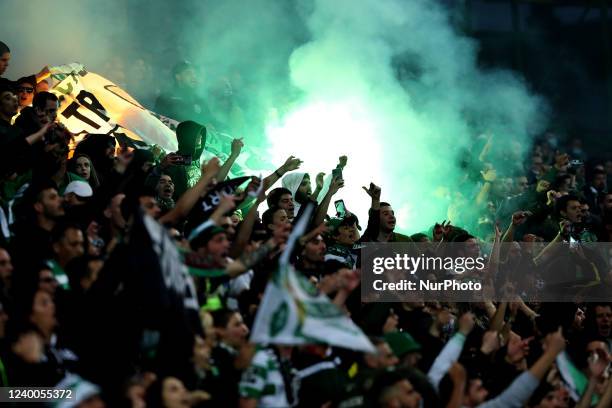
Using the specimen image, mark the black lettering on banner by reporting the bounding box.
[201,184,240,212]
[76,90,110,122]
[199,177,251,213]
[61,102,101,129]
[184,177,251,237]
[61,90,111,130]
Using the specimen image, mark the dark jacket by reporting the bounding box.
[13,106,40,137]
[211,343,241,407]
[154,88,215,125]
[164,121,207,200]
[0,119,31,177]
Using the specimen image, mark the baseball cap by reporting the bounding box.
[189,222,227,250]
[63,181,93,198]
[327,213,362,233]
[384,331,422,357]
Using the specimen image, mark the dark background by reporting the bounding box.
[441,0,612,154]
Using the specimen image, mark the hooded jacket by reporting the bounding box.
[73,134,116,183]
[165,121,207,200]
[176,120,206,161]
[282,172,307,217]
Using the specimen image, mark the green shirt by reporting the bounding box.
[239,346,291,407]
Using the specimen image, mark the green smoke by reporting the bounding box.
[173,0,547,233]
[3,0,548,234]
[266,0,547,232]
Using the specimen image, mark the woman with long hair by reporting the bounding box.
[68,153,100,189]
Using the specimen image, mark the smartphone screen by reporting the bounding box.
[335,199,346,217]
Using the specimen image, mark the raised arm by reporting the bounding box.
[25,121,52,145]
[313,155,346,201]
[364,182,381,211]
[361,183,381,241]
[262,156,302,190]
[478,328,566,408]
[531,328,566,380]
[311,172,325,202]
[312,176,344,227]
[35,66,51,83]
[475,167,496,206]
[488,301,507,332]
[159,158,220,226]
[298,223,327,248]
[487,224,502,279]
[226,223,290,278]
[229,178,266,258]
[428,313,474,391]
[216,138,243,182]
[501,211,530,243]
[533,220,567,266]
[478,133,493,162]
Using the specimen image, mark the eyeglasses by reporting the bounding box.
[18,87,34,94]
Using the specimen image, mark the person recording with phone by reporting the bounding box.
[325,204,361,269]
[281,155,346,228]
[147,120,244,201]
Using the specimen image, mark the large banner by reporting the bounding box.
[48,63,272,178]
[49,63,178,152]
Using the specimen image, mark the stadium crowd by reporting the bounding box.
[1,40,612,408]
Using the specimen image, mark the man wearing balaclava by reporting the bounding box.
[165,120,207,200]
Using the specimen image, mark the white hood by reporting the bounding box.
[282,172,307,217]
